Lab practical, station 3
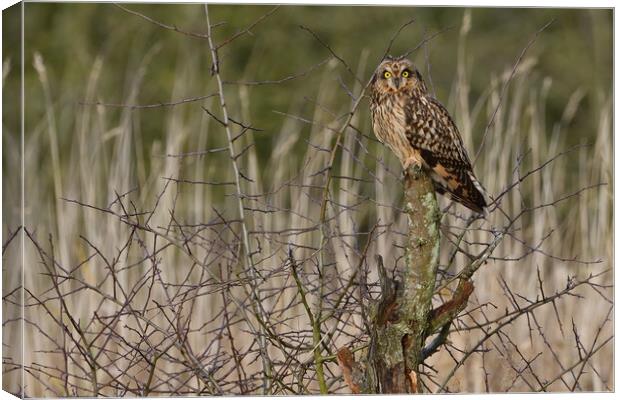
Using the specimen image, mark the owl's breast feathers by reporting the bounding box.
[370,91,422,168]
[371,88,488,214]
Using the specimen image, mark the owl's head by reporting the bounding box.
[371,56,426,94]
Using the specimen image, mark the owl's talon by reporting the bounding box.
[403,157,417,170]
[401,157,418,178]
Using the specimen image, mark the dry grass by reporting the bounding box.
[2,8,612,396]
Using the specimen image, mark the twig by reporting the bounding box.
[216,6,280,50]
[79,94,217,109]
[300,25,363,85]
[224,57,332,86]
[288,246,328,394]
[115,4,213,40]
[382,17,416,59]
[204,4,273,393]
[401,26,455,59]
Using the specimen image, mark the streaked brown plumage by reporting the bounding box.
[370,56,488,214]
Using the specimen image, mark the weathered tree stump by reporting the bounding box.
[338,165,474,394]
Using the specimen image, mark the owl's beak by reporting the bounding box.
[393,77,401,88]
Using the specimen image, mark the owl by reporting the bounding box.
[370,56,488,214]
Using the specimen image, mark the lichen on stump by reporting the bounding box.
[339,164,453,394]
[367,164,441,393]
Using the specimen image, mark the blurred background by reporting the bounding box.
[3,4,612,170]
[2,3,613,395]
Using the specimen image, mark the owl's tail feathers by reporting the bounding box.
[468,171,491,216]
[431,169,489,216]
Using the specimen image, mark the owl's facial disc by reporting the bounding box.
[375,58,416,93]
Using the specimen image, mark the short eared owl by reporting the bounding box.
[370,56,488,214]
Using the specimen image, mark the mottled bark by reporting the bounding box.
[369,164,441,392]
[399,164,442,392]
[340,165,474,394]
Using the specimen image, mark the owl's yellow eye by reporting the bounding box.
[383,71,392,79]
[401,70,410,78]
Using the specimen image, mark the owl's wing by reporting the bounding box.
[404,96,488,213]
